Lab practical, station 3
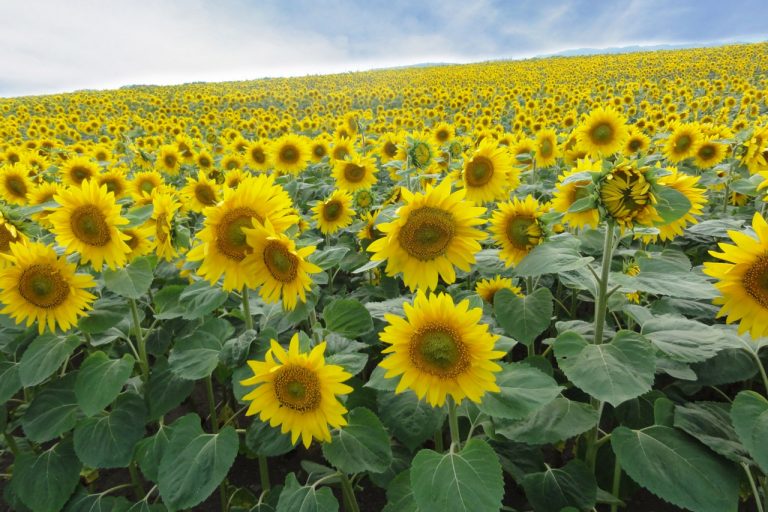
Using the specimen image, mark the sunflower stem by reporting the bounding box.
[434,429,444,452]
[743,463,765,512]
[241,285,253,331]
[611,458,622,512]
[751,349,768,395]
[3,432,20,457]
[259,453,271,493]
[129,299,149,382]
[447,396,461,451]
[128,461,146,500]
[339,473,360,512]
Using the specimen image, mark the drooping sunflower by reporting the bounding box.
[243,220,321,311]
[703,213,768,338]
[312,189,354,235]
[490,195,546,267]
[49,179,131,270]
[552,158,601,230]
[598,162,661,229]
[476,276,523,304]
[0,165,32,206]
[180,171,220,213]
[378,291,503,407]
[241,333,353,448]
[368,179,486,291]
[0,241,96,334]
[534,128,559,168]
[269,134,310,175]
[460,140,511,204]
[332,155,378,192]
[357,210,381,241]
[576,107,629,157]
[663,123,702,163]
[149,192,181,261]
[60,156,100,187]
[186,175,297,291]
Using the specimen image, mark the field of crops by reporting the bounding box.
[1,41,768,511]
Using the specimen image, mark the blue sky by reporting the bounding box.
[1,0,765,97]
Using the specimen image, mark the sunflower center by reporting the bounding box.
[18,264,70,309]
[273,364,321,412]
[591,123,614,145]
[410,326,469,377]
[333,146,349,160]
[343,163,366,183]
[313,145,327,158]
[743,255,768,309]
[399,206,455,261]
[199,155,212,168]
[215,207,261,261]
[436,129,450,142]
[70,205,111,246]
[124,229,140,250]
[101,178,122,195]
[540,138,554,158]
[70,165,92,183]
[383,141,398,158]
[698,144,716,159]
[263,241,298,283]
[195,184,217,206]
[465,156,494,187]
[280,145,299,164]
[6,176,27,197]
[628,138,643,152]
[322,200,343,222]
[139,179,156,194]
[164,154,177,168]
[506,216,536,249]
[674,135,692,153]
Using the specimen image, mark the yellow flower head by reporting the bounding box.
[490,195,546,267]
[576,107,629,157]
[476,276,523,304]
[312,189,355,235]
[552,158,601,230]
[461,140,512,204]
[332,155,378,192]
[598,162,661,229]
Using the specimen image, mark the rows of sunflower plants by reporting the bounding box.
[0,42,768,511]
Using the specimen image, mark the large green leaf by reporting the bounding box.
[276,473,339,512]
[19,333,80,387]
[245,418,294,457]
[731,391,768,473]
[168,327,223,380]
[641,316,738,362]
[612,425,739,512]
[11,439,82,512]
[382,470,417,512]
[378,390,446,451]
[21,374,80,443]
[158,414,239,510]
[78,297,126,334]
[73,393,147,468]
[135,423,173,483]
[521,460,597,512]
[63,489,132,512]
[477,362,561,420]
[146,357,194,419]
[321,407,392,474]
[180,280,228,320]
[75,352,135,416]
[494,288,553,346]
[323,299,373,338]
[674,401,749,464]
[554,330,656,406]
[410,438,504,512]
[0,360,21,402]
[654,185,692,224]
[103,256,154,299]
[494,397,598,445]
[514,235,594,277]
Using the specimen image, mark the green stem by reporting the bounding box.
[611,458,622,512]
[129,299,149,382]
[241,286,253,331]
[593,222,616,346]
[128,461,146,500]
[259,452,271,493]
[434,429,444,452]
[752,350,768,395]
[3,433,20,457]
[447,396,461,450]
[743,463,765,512]
[205,375,219,433]
[339,474,360,512]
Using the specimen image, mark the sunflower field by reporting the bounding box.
[1,41,768,512]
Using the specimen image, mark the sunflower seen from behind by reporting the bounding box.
[490,195,546,267]
[368,179,486,291]
[0,241,96,334]
[378,291,503,407]
[241,333,353,448]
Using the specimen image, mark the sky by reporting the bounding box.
[1,0,766,97]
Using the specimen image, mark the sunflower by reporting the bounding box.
[623,128,651,156]
[576,107,629,157]
[0,213,24,267]
[460,140,511,204]
[60,156,100,187]
[357,210,381,241]
[378,291,503,407]
[269,134,310,175]
[312,190,354,235]
[156,145,182,175]
[243,220,321,310]
[149,192,181,261]
[96,168,128,198]
[741,127,768,174]
[221,153,244,172]
[650,168,707,242]
[187,175,297,291]
[129,171,164,202]
[598,162,661,229]
[26,181,61,226]
[367,179,485,291]
[663,123,702,163]
[241,333,353,448]
[406,134,437,171]
[330,136,357,162]
[552,158,601,230]
[49,179,131,269]
[180,171,220,213]
[122,225,154,260]
[432,122,455,145]
[0,165,32,205]
[534,128,559,167]
[376,133,403,163]
[509,137,535,170]
[332,155,378,192]
[195,150,214,171]
[704,213,768,338]
[0,241,96,334]
[476,276,523,304]
[490,195,546,267]
[309,137,329,163]
[224,169,247,189]
[353,189,374,211]
[693,139,727,169]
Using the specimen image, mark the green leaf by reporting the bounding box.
[152,285,187,320]
[613,268,716,300]
[382,470,417,512]
[0,360,21,402]
[410,438,504,512]
[494,288,553,346]
[641,316,737,362]
[63,490,132,512]
[309,247,349,270]
[168,327,223,380]
[22,374,80,443]
[75,352,134,416]
[276,473,339,512]
[180,281,228,320]
[11,439,82,512]
[477,362,562,420]
[612,425,739,512]
[378,390,446,451]
[731,391,768,473]
[674,402,749,464]
[495,397,598,445]
[554,330,656,406]
[158,414,239,510]
[220,329,257,368]
[322,333,369,375]
[323,299,373,338]
[146,357,194,419]
[73,393,147,468]
[103,256,154,299]
[245,418,294,457]
[19,333,80,387]
[124,204,154,228]
[322,407,392,474]
[78,297,126,333]
[135,423,173,483]
[514,235,594,277]
[521,460,597,512]
[654,185,692,224]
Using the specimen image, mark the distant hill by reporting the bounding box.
[538,41,748,58]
